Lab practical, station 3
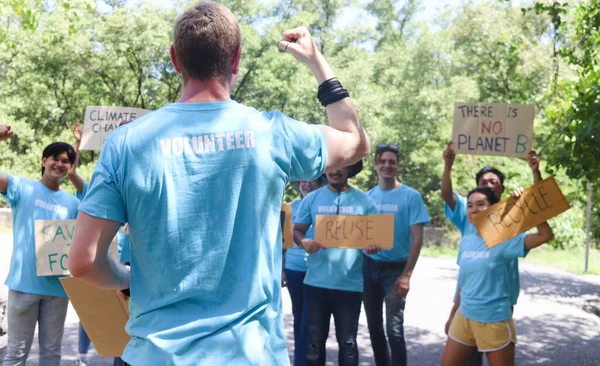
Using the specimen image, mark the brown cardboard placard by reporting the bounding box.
[315,214,394,249]
[281,202,293,249]
[35,220,121,276]
[452,102,534,158]
[60,277,130,357]
[472,177,570,248]
[81,106,151,150]
[35,220,76,276]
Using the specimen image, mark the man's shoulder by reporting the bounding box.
[365,186,378,196]
[59,190,80,204]
[305,186,327,202]
[400,184,421,195]
[349,187,375,203]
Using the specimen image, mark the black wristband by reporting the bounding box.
[317,77,350,107]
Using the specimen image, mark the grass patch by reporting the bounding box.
[421,244,600,276]
[525,247,600,275]
[421,245,458,258]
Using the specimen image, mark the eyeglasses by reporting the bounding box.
[376,144,399,152]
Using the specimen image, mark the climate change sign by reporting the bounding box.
[80,106,151,150]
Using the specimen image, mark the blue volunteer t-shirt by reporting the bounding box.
[295,186,378,292]
[365,185,430,262]
[1,175,80,297]
[284,199,309,272]
[457,233,527,323]
[78,100,327,366]
[445,192,523,305]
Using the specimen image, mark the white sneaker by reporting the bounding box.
[78,353,90,365]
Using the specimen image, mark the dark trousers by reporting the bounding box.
[285,269,308,366]
[363,256,407,366]
[304,284,362,366]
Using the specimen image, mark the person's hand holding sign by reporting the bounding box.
[0,124,13,141]
[69,121,82,176]
[365,244,382,255]
[511,187,525,199]
[73,120,82,142]
[528,149,543,182]
[443,141,455,168]
[302,239,326,254]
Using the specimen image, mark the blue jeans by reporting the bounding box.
[304,284,362,366]
[3,290,69,366]
[78,322,92,354]
[285,269,308,366]
[362,256,407,366]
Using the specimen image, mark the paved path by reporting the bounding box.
[1,233,599,365]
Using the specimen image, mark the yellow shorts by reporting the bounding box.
[448,310,517,352]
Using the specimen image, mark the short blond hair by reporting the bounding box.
[173,1,241,84]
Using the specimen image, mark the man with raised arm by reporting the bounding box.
[68,1,369,365]
[1,124,79,366]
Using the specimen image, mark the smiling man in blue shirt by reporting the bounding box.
[363,144,430,366]
[68,1,370,365]
[0,129,80,366]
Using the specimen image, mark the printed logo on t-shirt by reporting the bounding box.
[34,199,69,216]
[376,204,398,213]
[461,251,490,259]
[317,206,354,214]
[158,131,256,157]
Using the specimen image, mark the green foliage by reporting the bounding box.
[0,0,596,247]
[529,0,600,183]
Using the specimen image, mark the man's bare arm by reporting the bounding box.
[280,27,370,172]
[69,212,129,290]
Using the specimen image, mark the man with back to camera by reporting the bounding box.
[363,144,430,366]
[68,1,370,365]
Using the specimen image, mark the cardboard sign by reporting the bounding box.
[452,103,534,158]
[281,203,293,249]
[35,220,76,276]
[60,277,130,357]
[315,214,394,249]
[81,106,151,150]
[35,220,120,276]
[472,177,570,248]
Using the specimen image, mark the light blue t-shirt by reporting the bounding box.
[78,100,327,366]
[295,186,378,292]
[284,199,309,272]
[116,230,131,264]
[457,233,527,323]
[1,175,80,297]
[445,192,523,305]
[365,185,430,262]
